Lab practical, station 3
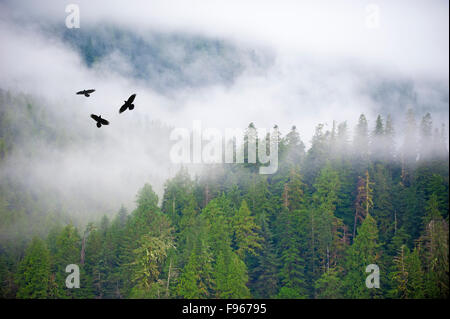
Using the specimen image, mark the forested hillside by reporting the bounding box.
[1,92,448,298]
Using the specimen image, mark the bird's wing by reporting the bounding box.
[127,94,136,103]
[90,114,100,121]
[119,103,128,113]
[76,90,85,95]
[100,118,109,125]
[86,89,95,94]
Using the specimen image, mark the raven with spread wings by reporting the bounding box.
[90,114,109,128]
[119,94,136,113]
[76,89,96,97]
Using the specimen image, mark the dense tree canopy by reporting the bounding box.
[1,100,448,299]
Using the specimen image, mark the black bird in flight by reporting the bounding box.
[119,94,136,113]
[90,114,109,128]
[76,89,96,97]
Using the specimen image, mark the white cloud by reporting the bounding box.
[4,0,448,77]
[0,0,448,220]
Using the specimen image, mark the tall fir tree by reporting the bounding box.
[344,213,382,299]
[15,237,51,298]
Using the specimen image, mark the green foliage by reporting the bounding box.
[344,213,382,299]
[250,212,278,298]
[314,268,344,299]
[312,164,341,275]
[233,200,262,258]
[390,245,425,299]
[276,207,309,297]
[176,246,213,298]
[420,200,449,298]
[213,245,251,298]
[1,101,449,299]
[15,237,51,298]
[129,234,175,297]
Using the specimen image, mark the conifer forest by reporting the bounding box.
[0,1,448,300]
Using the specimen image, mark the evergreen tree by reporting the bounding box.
[213,244,251,298]
[176,220,214,298]
[243,122,259,172]
[2,108,449,300]
[51,224,91,298]
[384,114,396,161]
[391,244,409,298]
[161,167,195,230]
[401,109,418,169]
[312,163,340,276]
[336,121,350,159]
[372,164,395,244]
[353,170,374,239]
[344,213,382,298]
[314,268,344,299]
[420,195,449,298]
[129,233,175,298]
[404,247,425,298]
[303,124,330,183]
[251,214,278,298]
[233,200,262,258]
[353,114,369,170]
[283,167,307,212]
[15,237,51,298]
[390,244,426,299]
[371,115,385,161]
[276,207,309,298]
[419,113,433,161]
[176,251,204,298]
[284,125,305,167]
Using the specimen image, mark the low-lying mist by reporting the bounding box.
[0,1,448,235]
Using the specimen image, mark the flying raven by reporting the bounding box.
[119,94,136,113]
[76,89,96,97]
[90,114,109,128]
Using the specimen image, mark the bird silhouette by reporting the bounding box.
[119,94,136,113]
[76,89,95,97]
[90,114,109,128]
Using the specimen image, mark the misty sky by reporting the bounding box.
[0,0,448,219]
